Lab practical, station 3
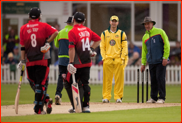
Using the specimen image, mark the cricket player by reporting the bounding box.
[100,15,128,103]
[17,7,58,114]
[65,12,101,113]
[54,16,73,105]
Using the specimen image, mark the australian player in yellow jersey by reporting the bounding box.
[100,15,128,103]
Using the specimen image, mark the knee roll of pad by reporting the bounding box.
[83,84,91,93]
[35,89,42,93]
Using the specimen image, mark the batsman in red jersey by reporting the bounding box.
[65,12,101,113]
[17,7,58,114]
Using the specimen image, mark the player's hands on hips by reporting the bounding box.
[67,63,77,74]
[41,43,51,53]
[90,47,97,57]
[17,60,26,70]
[140,65,145,72]
[162,59,168,66]
[121,59,125,65]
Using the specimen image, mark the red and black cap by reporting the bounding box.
[29,7,41,19]
[73,12,85,23]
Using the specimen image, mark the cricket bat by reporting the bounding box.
[71,74,82,113]
[15,65,25,114]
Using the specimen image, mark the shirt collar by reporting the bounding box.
[107,26,119,33]
[145,26,155,34]
[29,19,39,23]
[65,25,73,29]
[74,24,83,27]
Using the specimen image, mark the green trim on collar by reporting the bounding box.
[107,26,119,33]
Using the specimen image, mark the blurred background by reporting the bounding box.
[1,1,181,84]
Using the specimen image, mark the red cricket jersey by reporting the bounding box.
[20,19,57,62]
[68,24,101,68]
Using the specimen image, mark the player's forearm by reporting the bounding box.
[90,40,101,49]
[21,47,25,61]
[69,48,75,63]
[47,31,58,43]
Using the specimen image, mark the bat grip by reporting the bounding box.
[72,74,76,84]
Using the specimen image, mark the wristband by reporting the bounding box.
[21,60,26,63]
[69,62,74,64]
[21,47,25,51]
[90,47,94,51]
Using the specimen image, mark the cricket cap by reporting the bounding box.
[110,15,119,21]
[29,7,41,19]
[74,12,85,23]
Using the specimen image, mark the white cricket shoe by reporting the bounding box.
[102,99,109,103]
[116,99,122,103]
[55,95,61,105]
[82,106,90,113]
[156,99,165,104]
[68,108,75,113]
[146,98,156,103]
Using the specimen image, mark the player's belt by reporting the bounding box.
[58,55,69,58]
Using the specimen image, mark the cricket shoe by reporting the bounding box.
[68,108,75,113]
[46,98,53,114]
[34,110,46,115]
[116,99,122,103]
[156,99,165,104]
[55,95,61,105]
[146,98,156,103]
[102,99,109,103]
[82,106,91,113]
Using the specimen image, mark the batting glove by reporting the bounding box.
[90,47,97,57]
[17,60,26,70]
[41,43,51,53]
[67,63,77,74]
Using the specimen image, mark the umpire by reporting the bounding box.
[141,17,170,104]
[54,17,73,105]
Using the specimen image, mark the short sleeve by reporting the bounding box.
[68,30,76,48]
[45,24,57,37]
[122,32,127,41]
[91,30,101,42]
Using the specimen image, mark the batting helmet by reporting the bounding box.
[29,7,41,19]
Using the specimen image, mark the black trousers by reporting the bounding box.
[27,65,49,113]
[75,67,91,107]
[55,65,67,98]
[149,63,167,101]
[65,67,91,108]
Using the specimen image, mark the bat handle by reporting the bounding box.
[72,74,76,84]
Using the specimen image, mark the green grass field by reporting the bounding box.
[1,84,181,122]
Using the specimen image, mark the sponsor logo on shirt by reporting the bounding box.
[115,35,119,38]
[152,38,155,43]
[109,39,116,46]
[77,27,86,31]
[27,24,39,28]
